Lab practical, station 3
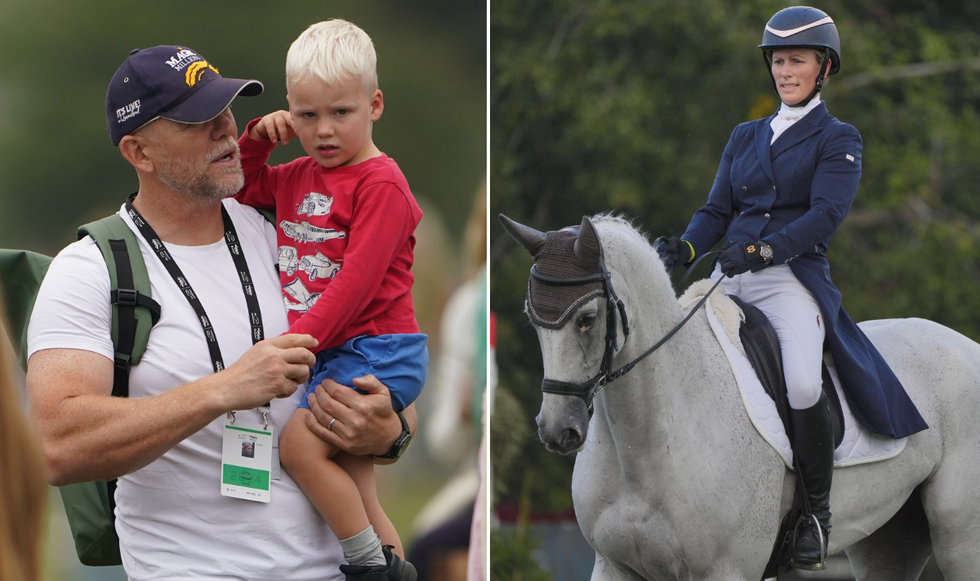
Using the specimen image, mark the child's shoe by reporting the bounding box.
[339,545,418,581]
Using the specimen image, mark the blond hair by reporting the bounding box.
[285,19,378,92]
[0,312,47,581]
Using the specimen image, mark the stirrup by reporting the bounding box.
[790,513,827,571]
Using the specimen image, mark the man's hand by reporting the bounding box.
[247,110,298,146]
[219,334,317,411]
[304,375,413,458]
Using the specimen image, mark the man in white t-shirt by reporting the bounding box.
[26,45,416,581]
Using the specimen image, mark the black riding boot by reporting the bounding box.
[789,393,834,571]
[339,546,418,581]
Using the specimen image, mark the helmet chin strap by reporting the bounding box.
[767,48,832,109]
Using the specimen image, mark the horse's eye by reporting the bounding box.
[577,312,596,332]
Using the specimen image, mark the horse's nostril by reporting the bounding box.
[561,427,582,447]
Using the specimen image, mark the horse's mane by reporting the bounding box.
[588,213,676,297]
[588,212,658,254]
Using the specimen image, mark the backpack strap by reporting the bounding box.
[78,215,160,398]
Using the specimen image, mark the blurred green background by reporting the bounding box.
[490,0,977,579]
[0,1,485,579]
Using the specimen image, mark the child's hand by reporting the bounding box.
[248,110,298,146]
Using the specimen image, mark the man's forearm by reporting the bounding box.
[28,336,315,485]
[28,350,229,485]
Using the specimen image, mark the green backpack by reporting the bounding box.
[0,213,160,566]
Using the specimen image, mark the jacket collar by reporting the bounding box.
[755,101,830,182]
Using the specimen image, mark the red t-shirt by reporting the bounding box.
[235,119,422,351]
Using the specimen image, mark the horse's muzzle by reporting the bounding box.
[536,396,591,454]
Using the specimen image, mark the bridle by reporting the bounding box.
[534,250,722,413]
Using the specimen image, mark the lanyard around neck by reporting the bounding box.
[124,194,265,372]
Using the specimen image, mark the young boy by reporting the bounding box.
[235,20,426,581]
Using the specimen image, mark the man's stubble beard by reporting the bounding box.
[156,142,244,203]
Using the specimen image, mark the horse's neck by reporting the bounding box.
[595,248,740,466]
[603,303,729,422]
[594,224,739,438]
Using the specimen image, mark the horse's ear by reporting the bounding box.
[574,216,602,264]
[499,214,547,258]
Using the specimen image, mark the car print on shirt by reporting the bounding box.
[298,193,333,217]
[280,220,347,244]
[278,246,300,277]
[283,278,320,312]
[299,251,342,281]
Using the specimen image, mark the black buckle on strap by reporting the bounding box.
[114,352,131,371]
[114,288,139,306]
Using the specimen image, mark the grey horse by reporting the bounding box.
[501,212,980,580]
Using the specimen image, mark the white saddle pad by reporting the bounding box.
[679,280,906,469]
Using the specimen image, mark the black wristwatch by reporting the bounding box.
[374,411,412,460]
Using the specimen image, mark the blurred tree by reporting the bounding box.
[491,0,980,540]
[0,0,486,252]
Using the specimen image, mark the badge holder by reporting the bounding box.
[221,406,275,503]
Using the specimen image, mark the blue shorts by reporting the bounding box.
[298,333,428,412]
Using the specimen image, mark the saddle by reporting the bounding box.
[730,295,844,448]
[727,295,843,578]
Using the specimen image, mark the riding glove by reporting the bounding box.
[719,240,772,277]
[655,236,694,272]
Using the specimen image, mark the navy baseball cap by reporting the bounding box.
[106,45,263,146]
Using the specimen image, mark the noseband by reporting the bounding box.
[534,252,722,412]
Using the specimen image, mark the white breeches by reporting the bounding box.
[713,264,825,410]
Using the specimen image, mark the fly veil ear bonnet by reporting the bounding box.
[499,215,608,329]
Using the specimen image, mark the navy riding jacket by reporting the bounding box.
[682,102,928,439]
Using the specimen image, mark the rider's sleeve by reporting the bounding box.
[683,126,739,257]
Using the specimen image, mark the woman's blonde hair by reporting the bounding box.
[285,19,378,92]
[0,310,47,581]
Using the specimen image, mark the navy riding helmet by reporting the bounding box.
[759,6,841,107]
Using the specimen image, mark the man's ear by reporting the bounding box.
[370,89,384,122]
[119,134,156,174]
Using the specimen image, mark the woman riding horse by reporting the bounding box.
[656,6,929,571]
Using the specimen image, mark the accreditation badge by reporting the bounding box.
[221,420,274,503]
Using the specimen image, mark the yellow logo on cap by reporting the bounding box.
[185,60,220,87]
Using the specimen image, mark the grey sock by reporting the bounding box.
[339,525,386,567]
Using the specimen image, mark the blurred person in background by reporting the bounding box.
[0,309,47,581]
[466,309,492,581]
[408,184,486,581]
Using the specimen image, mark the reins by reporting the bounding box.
[536,249,722,411]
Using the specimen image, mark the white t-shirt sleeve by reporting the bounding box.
[27,237,114,362]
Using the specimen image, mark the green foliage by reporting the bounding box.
[489,469,554,581]
[0,1,485,253]
[490,528,552,581]
[491,0,980,518]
